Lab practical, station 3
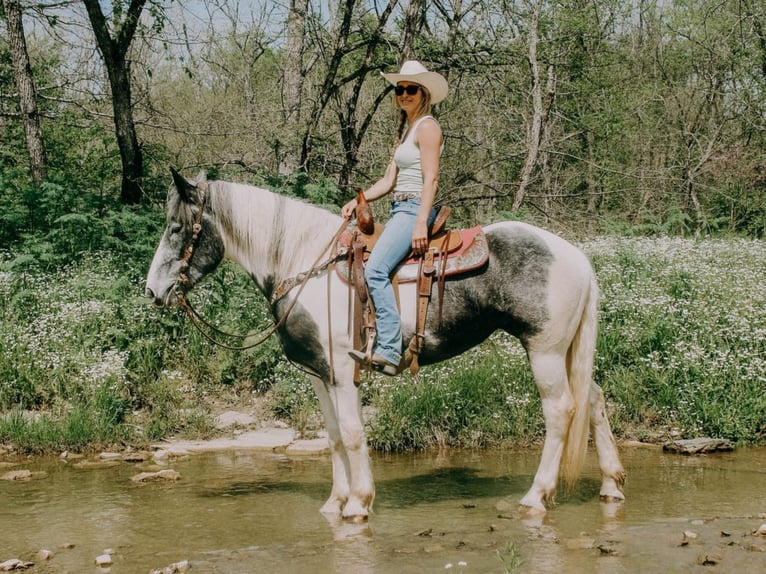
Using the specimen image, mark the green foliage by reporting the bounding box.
[264,171,346,211]
[0,248,282,452]
[589,236,766,443]
[0,404,130,454]
[367,342,543,452]
[497,541,525,573]
[268,363,318,432]
[1,182,164,270]
[1,228,766,453]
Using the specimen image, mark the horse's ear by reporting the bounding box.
[170,167,195,203]
[195,170,207,184]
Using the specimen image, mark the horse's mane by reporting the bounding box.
[208,180,343,277]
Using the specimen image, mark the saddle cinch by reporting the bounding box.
[335,191,489,378]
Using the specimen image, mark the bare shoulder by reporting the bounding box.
[415,117,442,146]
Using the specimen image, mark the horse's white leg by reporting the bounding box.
[520,351,574,513]
[309,375,351,515]
[589,382,626,501]
[333,371,375,520]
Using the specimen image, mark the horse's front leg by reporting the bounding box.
[335,373,375,521]
[309,375,351,515]
[310,369,375,520]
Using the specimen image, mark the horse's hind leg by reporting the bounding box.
[590,382,626,501]
[520,351,574,513]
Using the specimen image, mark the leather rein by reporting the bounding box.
[173,182,350,353]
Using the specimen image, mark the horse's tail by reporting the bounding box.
[561,271,598,488]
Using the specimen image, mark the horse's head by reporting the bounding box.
[145,168,225,307]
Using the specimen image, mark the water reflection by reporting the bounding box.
[377,466,520,508]
[0,448,765,573]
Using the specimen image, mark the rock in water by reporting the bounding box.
[131,469,181,482]
[662,437,734,454]
[150,560,191,574]
[0,560,34,571]
[0,470,31,481]
[0,470,47,481]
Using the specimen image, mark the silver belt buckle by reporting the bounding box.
[393,192,419,202]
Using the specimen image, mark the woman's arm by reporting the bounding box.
[341,158,398,219]
[411,118,442,255]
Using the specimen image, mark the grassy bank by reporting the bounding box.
[368,236,766,449]
[1,236,764,453]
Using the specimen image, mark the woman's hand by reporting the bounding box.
[412,221,429,255]
[341,198,358,219]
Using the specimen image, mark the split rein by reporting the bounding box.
[173,183,350,352]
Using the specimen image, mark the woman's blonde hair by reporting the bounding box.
[393,84,433,150]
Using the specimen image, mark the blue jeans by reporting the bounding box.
[364,200,435,365]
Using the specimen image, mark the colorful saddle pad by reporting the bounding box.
[335,226,489,284]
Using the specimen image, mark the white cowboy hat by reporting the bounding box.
[381,60,449,104]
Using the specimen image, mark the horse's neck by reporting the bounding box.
[213,182,341,290]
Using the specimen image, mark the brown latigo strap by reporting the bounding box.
[409,249,436,375]
[429,205,451,236]
[436,231,451,326]
[352,234,367,303]
[350,231,377,383]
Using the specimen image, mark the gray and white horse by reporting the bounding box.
[145,170,625,519]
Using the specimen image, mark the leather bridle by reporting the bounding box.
[172,182,350,356]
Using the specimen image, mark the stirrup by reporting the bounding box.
[348,350,399,376]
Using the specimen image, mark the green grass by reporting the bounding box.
[0,405,128,453]
[1,235,765,453]
[367,236,766,449]
[589,236,766,443]
[366,341,543,451]
[0,251,298,452]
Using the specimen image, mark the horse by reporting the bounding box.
[145,169,626,520]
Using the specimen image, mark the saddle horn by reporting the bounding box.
[355,188,375,235]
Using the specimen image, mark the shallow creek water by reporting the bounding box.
[1,446,765,573]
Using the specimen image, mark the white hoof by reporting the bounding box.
[518,493,547,514]
[519,485,553,514]
[320,497,345,515]
[341,498,369,521]
[599,477,626,502]
[518,503,547,516]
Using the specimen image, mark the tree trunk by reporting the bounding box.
[401,0,425,61]
[300,0,397,185]
[2,0,48,185]
[280,0,307,175]
[514,1,542,211]
[299,0,356,170]
[539,65,556,220]
[82,0,146,205]
[743,0,766,80]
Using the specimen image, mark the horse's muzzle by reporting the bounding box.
[145,286,175,308]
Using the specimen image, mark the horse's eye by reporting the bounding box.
[169,223,183,235]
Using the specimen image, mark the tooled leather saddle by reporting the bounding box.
[334,198,489,378]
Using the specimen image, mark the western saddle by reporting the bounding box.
[336,191,489,380]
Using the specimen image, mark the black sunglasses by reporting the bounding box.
[394,84,420,96]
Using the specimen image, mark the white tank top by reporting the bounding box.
[393,116,443,194]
